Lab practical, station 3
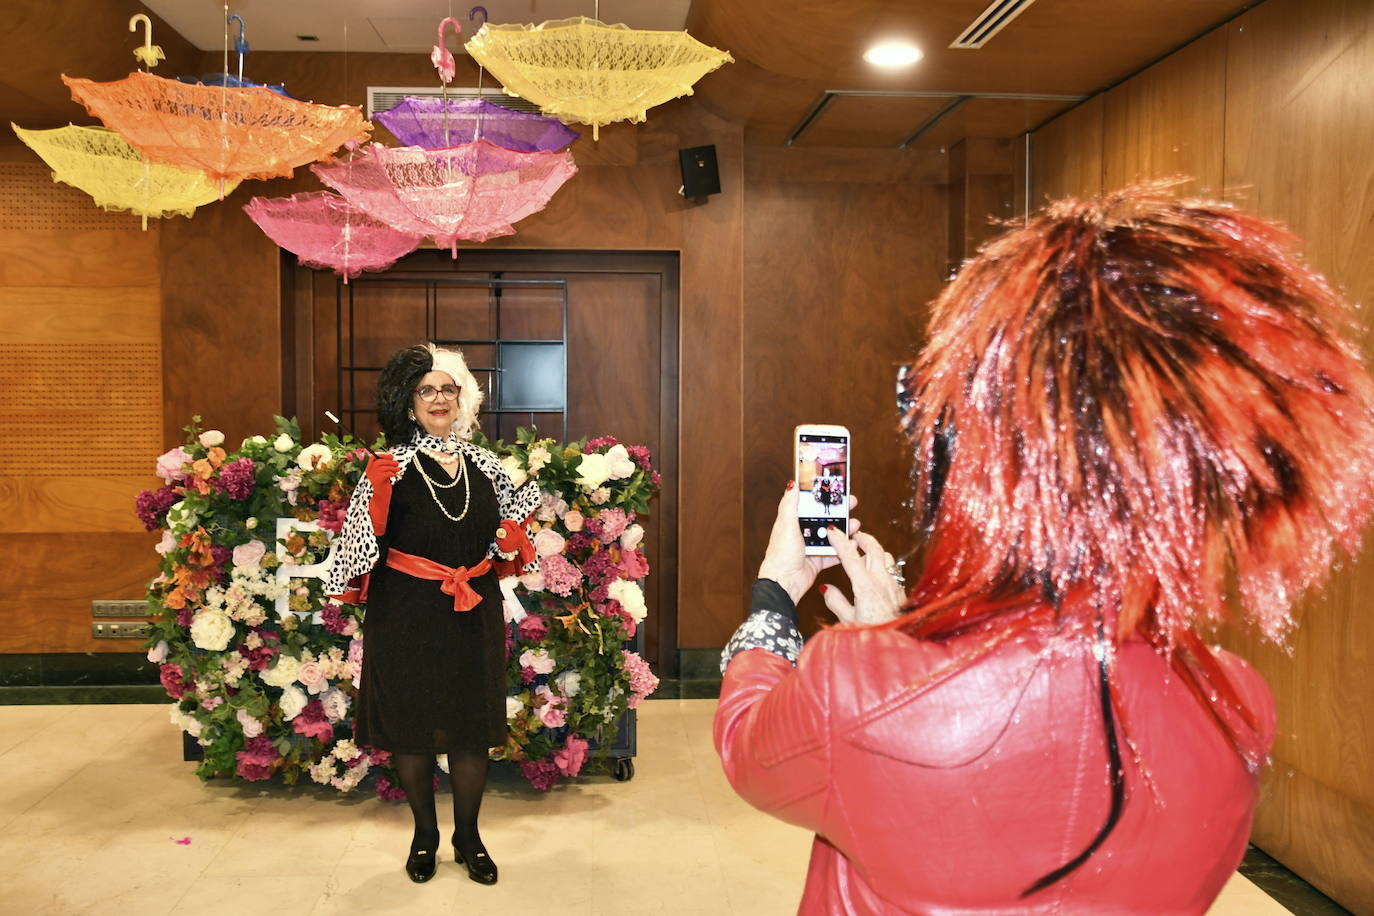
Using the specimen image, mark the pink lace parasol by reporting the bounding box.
[311,140,576,255]
[244,191,422,282]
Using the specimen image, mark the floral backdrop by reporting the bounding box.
[139,418,660,796]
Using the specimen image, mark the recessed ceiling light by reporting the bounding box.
[297,34,320,42]
[863,42,923,68]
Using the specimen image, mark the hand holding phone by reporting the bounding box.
[794,424,851,556]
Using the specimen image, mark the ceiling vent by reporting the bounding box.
[367,86,544,118]
[949,0,1039,49]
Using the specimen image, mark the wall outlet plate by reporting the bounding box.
[91,600,149,618]
[91,621,150,639]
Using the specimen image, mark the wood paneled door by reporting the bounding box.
[285,249,680,674]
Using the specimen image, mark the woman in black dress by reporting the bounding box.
[325,344,540,885]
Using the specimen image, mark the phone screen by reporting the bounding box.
[797,431,850,551]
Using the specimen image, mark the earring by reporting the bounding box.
[407,408,416,421]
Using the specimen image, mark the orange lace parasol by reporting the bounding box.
[464,16,732,140]
[12,123,237,229]
[62,71,370,185]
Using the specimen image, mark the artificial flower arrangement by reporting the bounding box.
[138,417,660,795]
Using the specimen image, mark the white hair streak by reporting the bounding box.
[427,343,485,439]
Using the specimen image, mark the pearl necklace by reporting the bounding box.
[415,451,471,521]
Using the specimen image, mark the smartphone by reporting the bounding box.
[794,424,851,556]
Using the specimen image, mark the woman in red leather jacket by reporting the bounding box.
[715,187,1374,914]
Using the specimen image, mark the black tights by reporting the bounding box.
[394,750,490,855]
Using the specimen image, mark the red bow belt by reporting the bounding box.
[385,549,492,612]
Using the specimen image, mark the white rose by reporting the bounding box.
[506,695,524,719]
[165,500,197,533]
[605,444,637,479]
[296,443,332,471]
[198,429,225,448]
[260,655,302,689]
[527,446,551,473]
[556,670,582,697]
[500,454,529,488]
[146,639,169,664]
[190,609,234,652]
[321,687,351,723]
[169,704,203,737]
[250,435,268,445]
[520,648,556,675]
[273,433,294,453]
[576,453,613,491]
[279,685,308,721]
[608,579,647,623]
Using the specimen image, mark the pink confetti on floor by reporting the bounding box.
[172,837,192,845]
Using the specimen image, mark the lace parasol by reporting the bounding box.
[375,97,579,152]
[464,16,732,140]
[244,191,423,282]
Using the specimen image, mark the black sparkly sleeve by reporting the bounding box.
[720,579,805,674]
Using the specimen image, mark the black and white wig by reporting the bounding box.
[376,343,484,443]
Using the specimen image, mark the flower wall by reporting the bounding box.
[140,418,660,795]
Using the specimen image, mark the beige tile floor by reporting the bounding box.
[0,700,1284,915]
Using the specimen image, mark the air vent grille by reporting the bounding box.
[367,86,545,118]
[949,0,1039,49]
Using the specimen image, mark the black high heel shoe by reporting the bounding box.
[452,838,498,885]
[405,835,440,883]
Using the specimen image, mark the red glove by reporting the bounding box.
[364,453,400,535]
[493,521,537,577]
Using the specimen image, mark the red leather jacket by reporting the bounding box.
[714,624,1275,914]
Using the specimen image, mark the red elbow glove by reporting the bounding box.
[363,453,401,536]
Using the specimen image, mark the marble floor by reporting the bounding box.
[0,700,1289,915]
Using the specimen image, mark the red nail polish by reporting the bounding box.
[819,584,828,594]
[786,480,795,491]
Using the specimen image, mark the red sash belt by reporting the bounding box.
[385,549,492,612]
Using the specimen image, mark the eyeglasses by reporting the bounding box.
[415,384,461,403]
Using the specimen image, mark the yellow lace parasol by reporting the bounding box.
[11,123,239,229]
[464,16,732,140]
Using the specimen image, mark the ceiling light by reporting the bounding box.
[863,42,922,68]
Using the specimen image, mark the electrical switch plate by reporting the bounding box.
[90,600,149,618]
[91,621,150,639]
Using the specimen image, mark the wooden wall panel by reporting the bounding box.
[1030,0,1374,908]
[1220,1,1374,910]
[1102,28,1228,196]
[0,137,163,653]
[742,152,945,637]
[1031,95,1104,203]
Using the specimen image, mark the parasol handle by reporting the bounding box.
[128,13,166,69]
[431,17,463,85]
[468,6,488,28]
[228,14,249,82]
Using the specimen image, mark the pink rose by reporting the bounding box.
[232,540,266,569]
[237,708,264,738]
[532,528,566,558]
[518,614,550,643]
[553,734,589,777]
[155,446,191,483]
[562,510,584,532]
[520,648,556,675]
[535,687,567,728]
[620,523,645,551]
[297,661,328,694]
[154,531,176,556]
[159,663,187,699]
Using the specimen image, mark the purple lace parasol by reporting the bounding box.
[374,97,580,152]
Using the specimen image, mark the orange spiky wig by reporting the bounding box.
[897,184,1374,766]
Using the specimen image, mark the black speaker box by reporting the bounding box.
[678,145,721,199]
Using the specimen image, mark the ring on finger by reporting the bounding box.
[885,559,906,588]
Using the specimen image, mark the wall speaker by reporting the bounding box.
[678,145,720,199]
